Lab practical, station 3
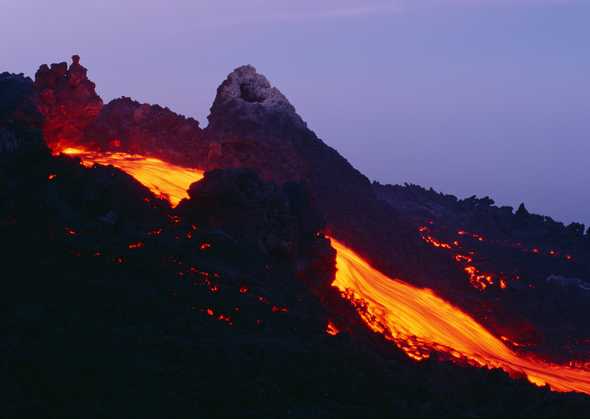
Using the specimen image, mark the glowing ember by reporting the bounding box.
[422,235,452,249]
[464,265,495,290]
[57,146,204,206]
[330,237,590,395]
[420,227,500,290]
[326,321,340,336]
[271,305,289,313]
[419,225,577,289]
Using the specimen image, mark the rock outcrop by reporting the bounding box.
[85,97,207,167]
[205,65,419,285]
[203,65,310,183]
[207,65,307,137]
[34,55,103,149]
[177,168,326,260]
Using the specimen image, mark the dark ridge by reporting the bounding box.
[1,56,589,416]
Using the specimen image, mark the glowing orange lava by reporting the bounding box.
[330,237,590,395]
[53,144,590,395]
[326,321,340,336]
[57,147,204,206]
[419,226,509,290]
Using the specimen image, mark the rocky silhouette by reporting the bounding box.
[28,56,590,362]
[2,56,590,417]
[34,55,102,150]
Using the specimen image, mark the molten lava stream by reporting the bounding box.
[53,145,590,394]
[58,147,204,206]
[329,237,590,395]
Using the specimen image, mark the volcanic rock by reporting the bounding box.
[208,65,307,137]
[177,168,326,260]
[4,56,590,417]
[85,97,207,167]
[34,55,103,149]
[205,65,420,284]
[21,55,590,362]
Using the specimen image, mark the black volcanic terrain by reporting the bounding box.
[2,57,590,418]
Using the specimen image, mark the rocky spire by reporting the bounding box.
[34,55,103,148]
[207,65,307,138]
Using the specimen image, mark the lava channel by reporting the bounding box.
[330,237,590,395]
[55,145,590,395]
[57,147,204,206]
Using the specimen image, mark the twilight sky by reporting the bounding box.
[2,0,589,225]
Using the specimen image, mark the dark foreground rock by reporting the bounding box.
[0,132,589,417]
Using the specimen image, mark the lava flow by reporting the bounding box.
[56,144,590,395]
[330,237,590,395]
[57,147,204,206]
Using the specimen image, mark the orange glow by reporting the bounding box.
[422,235,452,249]
[50,144,590,395]
[48,174,57,180]
[420,227,499,291]
[326,321,340,336]
[464,265,494,291]
[329,237,590,395]
[57,146,203,206]
[454,254,473,264]
[128,241,144,249]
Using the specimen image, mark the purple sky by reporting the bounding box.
[3,0,589,226]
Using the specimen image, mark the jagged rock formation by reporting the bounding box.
[31,59,417,289]
[208,65,307,135]
[25,56,590,363]
[203,65,310,182]
[34,55,102,149]
[85,97,207,167]
[204,65,418,283]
